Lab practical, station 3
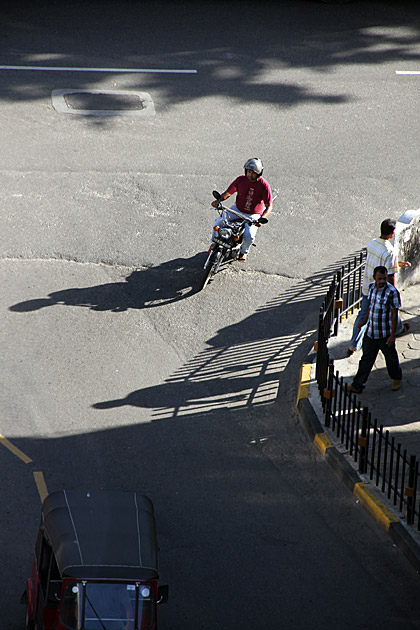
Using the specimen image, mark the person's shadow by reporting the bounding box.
[9,254,206,313]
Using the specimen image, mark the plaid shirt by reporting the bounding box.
[366,281,401,339]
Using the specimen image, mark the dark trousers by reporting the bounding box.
[352,334,402,391]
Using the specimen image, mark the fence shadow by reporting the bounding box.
[91,250,366,421]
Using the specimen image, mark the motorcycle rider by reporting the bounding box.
[211,158,273,261]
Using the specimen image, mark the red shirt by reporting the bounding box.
[226,175,272,215]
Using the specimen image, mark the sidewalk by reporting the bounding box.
[297,281,420,571]
[328,282,420,458]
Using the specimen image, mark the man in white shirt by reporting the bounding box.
[348,219,410,355]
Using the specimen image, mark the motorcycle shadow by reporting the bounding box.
[9,254,206,313]
[124,254,206,308]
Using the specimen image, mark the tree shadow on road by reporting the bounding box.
[1,0,420,119]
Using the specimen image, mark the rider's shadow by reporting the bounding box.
[9,254,206,313]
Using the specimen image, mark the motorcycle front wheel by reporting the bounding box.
[200,249,223,290]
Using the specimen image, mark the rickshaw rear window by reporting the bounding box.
[60,581,155,629]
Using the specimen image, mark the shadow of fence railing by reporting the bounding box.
[316,249,420,529]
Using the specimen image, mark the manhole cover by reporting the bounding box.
[65,92,144,110]
[51,89,155,117]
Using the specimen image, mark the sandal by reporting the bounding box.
[238,253,247,262]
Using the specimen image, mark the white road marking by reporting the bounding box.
[395,71,420,75]
[0,65,197,74]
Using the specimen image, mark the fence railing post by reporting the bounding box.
[313,249,420,526]
[324,361,334,428]
[358,407,369,475]
[406,455,417,525]
[333,270,342,337]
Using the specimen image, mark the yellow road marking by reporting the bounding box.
[296,363,312,404]
[0,434,32,464]
[33,471,48,503]
[0,434,48,503]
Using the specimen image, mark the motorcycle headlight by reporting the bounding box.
[219,227,232,239]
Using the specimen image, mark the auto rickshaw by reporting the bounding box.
[22,489,169,629]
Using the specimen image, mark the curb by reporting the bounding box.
[297,362,420,574]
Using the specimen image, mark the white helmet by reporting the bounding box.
[244,157,264,177]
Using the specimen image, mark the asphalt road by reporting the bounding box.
[2,1,420,628]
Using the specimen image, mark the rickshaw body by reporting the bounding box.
[23,490,168,630]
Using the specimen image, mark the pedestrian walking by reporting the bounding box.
[348,266,403,394]
[348,218,410,356]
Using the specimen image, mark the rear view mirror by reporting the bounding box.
[212,190,221,200]
[157,584,169,604]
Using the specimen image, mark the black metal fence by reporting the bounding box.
[316,251,420,528]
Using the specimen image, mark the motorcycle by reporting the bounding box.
[200,189,277,290]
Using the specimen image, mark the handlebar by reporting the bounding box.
[213,203,268,225]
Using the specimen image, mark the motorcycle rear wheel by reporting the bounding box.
[200,250,222,290]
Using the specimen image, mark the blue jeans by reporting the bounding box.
[351,334,402,392]
[350,294,404,350]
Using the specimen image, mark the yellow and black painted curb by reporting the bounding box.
[297,362,420,573]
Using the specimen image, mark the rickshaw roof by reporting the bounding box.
[41,490,159,580]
